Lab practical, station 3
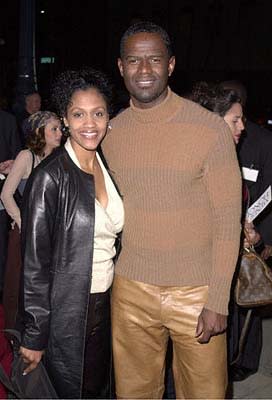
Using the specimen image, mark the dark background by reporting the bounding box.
[1,0,272,121]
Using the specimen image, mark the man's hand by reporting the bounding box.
[19,346,44,375]
[261,245,272,260]
[195,308,227,344]
[0,159,14,174]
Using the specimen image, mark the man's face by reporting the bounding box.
[26,93,41,114]
[118,32,175,109]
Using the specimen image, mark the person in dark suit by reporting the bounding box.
[0,109,22,301]
[238,121,272,258]
[12,91,41,148]
[220,80,272,381]
[220,80,272,260]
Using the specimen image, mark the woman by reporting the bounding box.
[1,111,62,231]
[189,81,244,143]
[190,81,262,381]
[0,111,62,329]
[18,68,124,399]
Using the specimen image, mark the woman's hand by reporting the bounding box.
[0,160,14,174]
[244,221,261,248]
[261,245,272,260]
[19,346,44,375]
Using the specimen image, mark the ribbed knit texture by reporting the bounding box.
[102,88,242,314]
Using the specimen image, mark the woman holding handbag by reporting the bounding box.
[189,81,262,382]
[0,111,62,329]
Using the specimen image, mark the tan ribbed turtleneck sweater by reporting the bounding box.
[102,88,242,314]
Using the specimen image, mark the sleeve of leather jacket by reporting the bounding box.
[20,168,58,350]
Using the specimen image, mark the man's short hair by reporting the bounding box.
[120,21,173,59]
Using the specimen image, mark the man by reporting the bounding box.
[0,109,21,301]
[13,91,41,146]
[102,21,242,399]
[17,91,41,124]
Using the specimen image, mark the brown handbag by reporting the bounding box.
[235,245,272,307]
[231,234,272,366]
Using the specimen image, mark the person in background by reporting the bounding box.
[0,108,21,400]
[220,80,272,261]
[102,21,242,399]
[1,111,62,329]
[220,80,272,381]
[13,91,42,147]
[18,67,124,399]
[190,80,262,383]
[189,81,245,144]
[0,109,21,301]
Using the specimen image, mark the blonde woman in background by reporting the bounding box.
[0,111,62,329]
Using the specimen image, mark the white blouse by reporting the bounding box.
[65,139,124,293]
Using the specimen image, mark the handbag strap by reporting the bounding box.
[0,329,23,398]
[230,309,252,365]
[0,363,21,398]
[4,329,21,343]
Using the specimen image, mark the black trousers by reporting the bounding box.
[228,301,262,374]
[0,210,9,301]
[82,289,113,399]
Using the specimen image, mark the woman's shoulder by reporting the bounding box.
[14,149,33,166]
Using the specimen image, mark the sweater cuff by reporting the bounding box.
[205,281,231,315]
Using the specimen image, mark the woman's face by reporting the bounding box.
[44,117,62,151]
[64,87,109,154]
[223,102,244,144]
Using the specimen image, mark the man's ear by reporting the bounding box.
[118,58,124,77]
[168,56,176,77]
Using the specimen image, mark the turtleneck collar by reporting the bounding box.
[128,87,182,123]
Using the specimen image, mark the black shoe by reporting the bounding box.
[229,366,256,382]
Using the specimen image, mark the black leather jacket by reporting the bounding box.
[19,146,95,398]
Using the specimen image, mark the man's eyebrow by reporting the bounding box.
[125,53,165,59]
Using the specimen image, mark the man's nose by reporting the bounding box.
[138,59,152,73]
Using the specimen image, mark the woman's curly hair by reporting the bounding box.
[25,111,60,156]
[51,67,113,119]
[190,81,242,117]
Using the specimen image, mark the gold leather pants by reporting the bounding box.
[112,275,227,399]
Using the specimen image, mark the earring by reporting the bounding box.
[108,123,112,130]
[62,124,70,137]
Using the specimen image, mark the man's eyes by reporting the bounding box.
[127,57,162,64]
[128,58,140,64]
[150,57,161,63]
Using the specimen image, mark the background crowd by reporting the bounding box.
[0,19,272,400]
